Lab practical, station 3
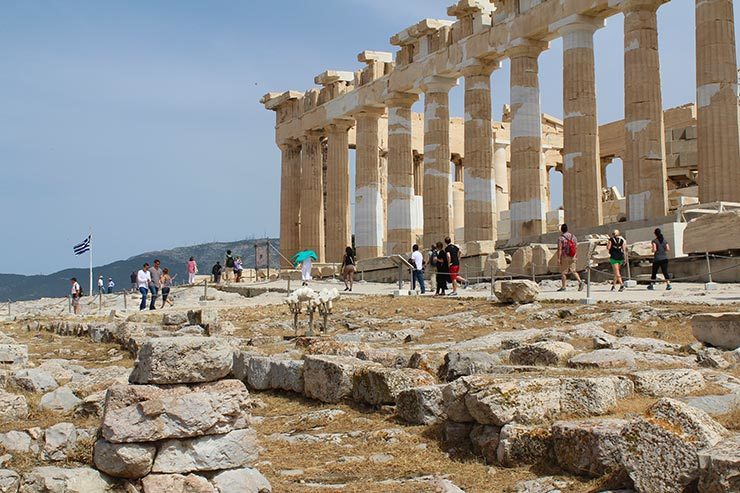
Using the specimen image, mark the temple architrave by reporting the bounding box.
[262,0,739,268]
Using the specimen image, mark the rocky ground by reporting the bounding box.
[0,283,738,492]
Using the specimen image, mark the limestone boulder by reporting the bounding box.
[352,367,436,405]
[211,468,272,493]
[691,313,740,350]
[506,246,532,277]
[10,369,58,393]
[0,431,32,453]
[552,419,627,477]
[93,439,156,479]
[0,470,19,493]
[234,354,303,394]
[509,341,576,366]
[141,474,215,493]
[631,369,705,397]
[129,336,234,384]
[560,377,632,416]
[303,355,379,403]
[619,398,727,493]
[441,375,502,423]
[684,210,740,254]
[408,351,447,378]
[531,244,555,275]
[396,385,446,425]
[39,387,82,413]
[356,348,409,368]
[496,423,553,467]
[0,344,28,367]
[162,313,189,326]
[101,380,251,444]
[698,434,740,493]
[568,349,636,369]
[464,377,561,426]
[442,351,501,381]
[469,425,500,465]
[485,250,509,276]
[0,391,28,424]
[494,280,539,304]
[20,466,119,493]
[152,428,260,474]
[43,423,77,461]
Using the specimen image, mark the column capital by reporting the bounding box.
[278,138,301,151]
[618,0,667,14]
[386,91,418,108]
[506,38,549,58]
[299,129,324,144]
[461,59,501,78]
[326,119,354,133]
[354,106,386,119]
[420,75,458,94]
[549,14,604,35]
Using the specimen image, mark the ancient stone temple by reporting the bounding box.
[262,0,740,265]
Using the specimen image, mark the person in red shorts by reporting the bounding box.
[444,237,468,296]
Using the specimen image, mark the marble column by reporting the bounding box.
[696,0,740,202]
[325,120,353,263]
[623,0,668,221]
[386,92,418,255]
[508,40,548,242]
[354,108,386,260]
[279,139,302,267]
[299,131,325,262]
[463,62,498,243]
[494,140,510,214]
[553,15,604,229]
[421,76,458,247]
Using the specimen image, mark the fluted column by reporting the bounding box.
[354,108,386,260]
[463,62,498,243]
[553,15,604,229]
[696,0,740,202]
[494,140,510,215]
[325,120,353,263]
[386,92,418,255]
[299,131,325,262]
[508,40,548,242]
[279,139,302,267]
[623,0,668,221]
[421,76,458,247]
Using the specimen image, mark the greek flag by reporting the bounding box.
[73,235,91,256]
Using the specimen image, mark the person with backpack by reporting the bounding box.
[434,241,449,296]
[224,250,234,282]
[557,224,583,292]
[648,228,672,291]
[212,261,223,284]
[444,237,468,296]
[70,277,82,315]
[607,229,628,292]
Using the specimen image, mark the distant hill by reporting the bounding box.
[0,238,280,302]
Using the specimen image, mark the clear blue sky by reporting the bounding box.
[0,0,735,274]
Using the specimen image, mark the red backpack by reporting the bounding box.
[563,234,578,257]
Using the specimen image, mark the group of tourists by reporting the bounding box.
[135,259,175,310]
[557,223,672,292]
[211,250,244,284]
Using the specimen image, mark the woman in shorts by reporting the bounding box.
[607,229,627,292]
[160,268,174,308]
[341,246,356,292]
[649,228,672,291]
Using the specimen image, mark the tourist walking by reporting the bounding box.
[557,224,584,292]
[212,261,222,284]
[444,237,467,296]
[434,241,449,296]
[234,256,243,283]
[136,263,151,311]
[161,268,174,308]
[410,244,425,294]
[70,278,82,315]
[97,275,104,295]
[648,228,672,291]
[300,256,312,286]
[341,247,356,292]
[224,250,234,282]
[148,259,162,310]
[107,278,115,294]
[129,271,137,292]
[608,230,628,292]
[187,257,198,285]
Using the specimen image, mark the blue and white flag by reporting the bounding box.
[73,235,91,256]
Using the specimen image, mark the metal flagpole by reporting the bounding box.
[89,231,93,298]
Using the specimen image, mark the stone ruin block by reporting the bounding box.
[151,428,260,474]
[496,423,553,467]
[352,367,436,406]
[233,353,304,394]
[552,418,627,478]
[630,369,706,397]
[493,280,539,304]
[508,341,576,367]
[93,440,157,479]
[302,355,380,403]
[395,385,446,425]
[698,434,740,493]
[0,343,28,367]
[691,312,740,351]
[464,377,561,426]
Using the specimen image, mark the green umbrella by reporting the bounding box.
[292,250,318,266]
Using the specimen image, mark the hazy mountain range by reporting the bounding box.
[0,238,279,301]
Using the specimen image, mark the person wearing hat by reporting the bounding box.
[97,275,105,295]
[107,278,115,294]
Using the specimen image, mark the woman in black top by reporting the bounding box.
[607,229,627,292]
[341,246,356,292]
[434,241,449,296]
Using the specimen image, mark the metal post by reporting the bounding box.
[624,250,637,288]
[267,242,270,281]
[581,264,595,304]
[489,262,495,300]
[531,261,536,282]
[98,292,102,312]
[68,295,72,314]
[7,299,10,316]
[123,291,127,310]
[398,263,403,291]
[705,252,718,291]
[204,280,208,300]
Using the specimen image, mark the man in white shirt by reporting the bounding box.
[97,275,104,295]
[137,263,152,311]
[410,244,426,294]
[70,278,81,315]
